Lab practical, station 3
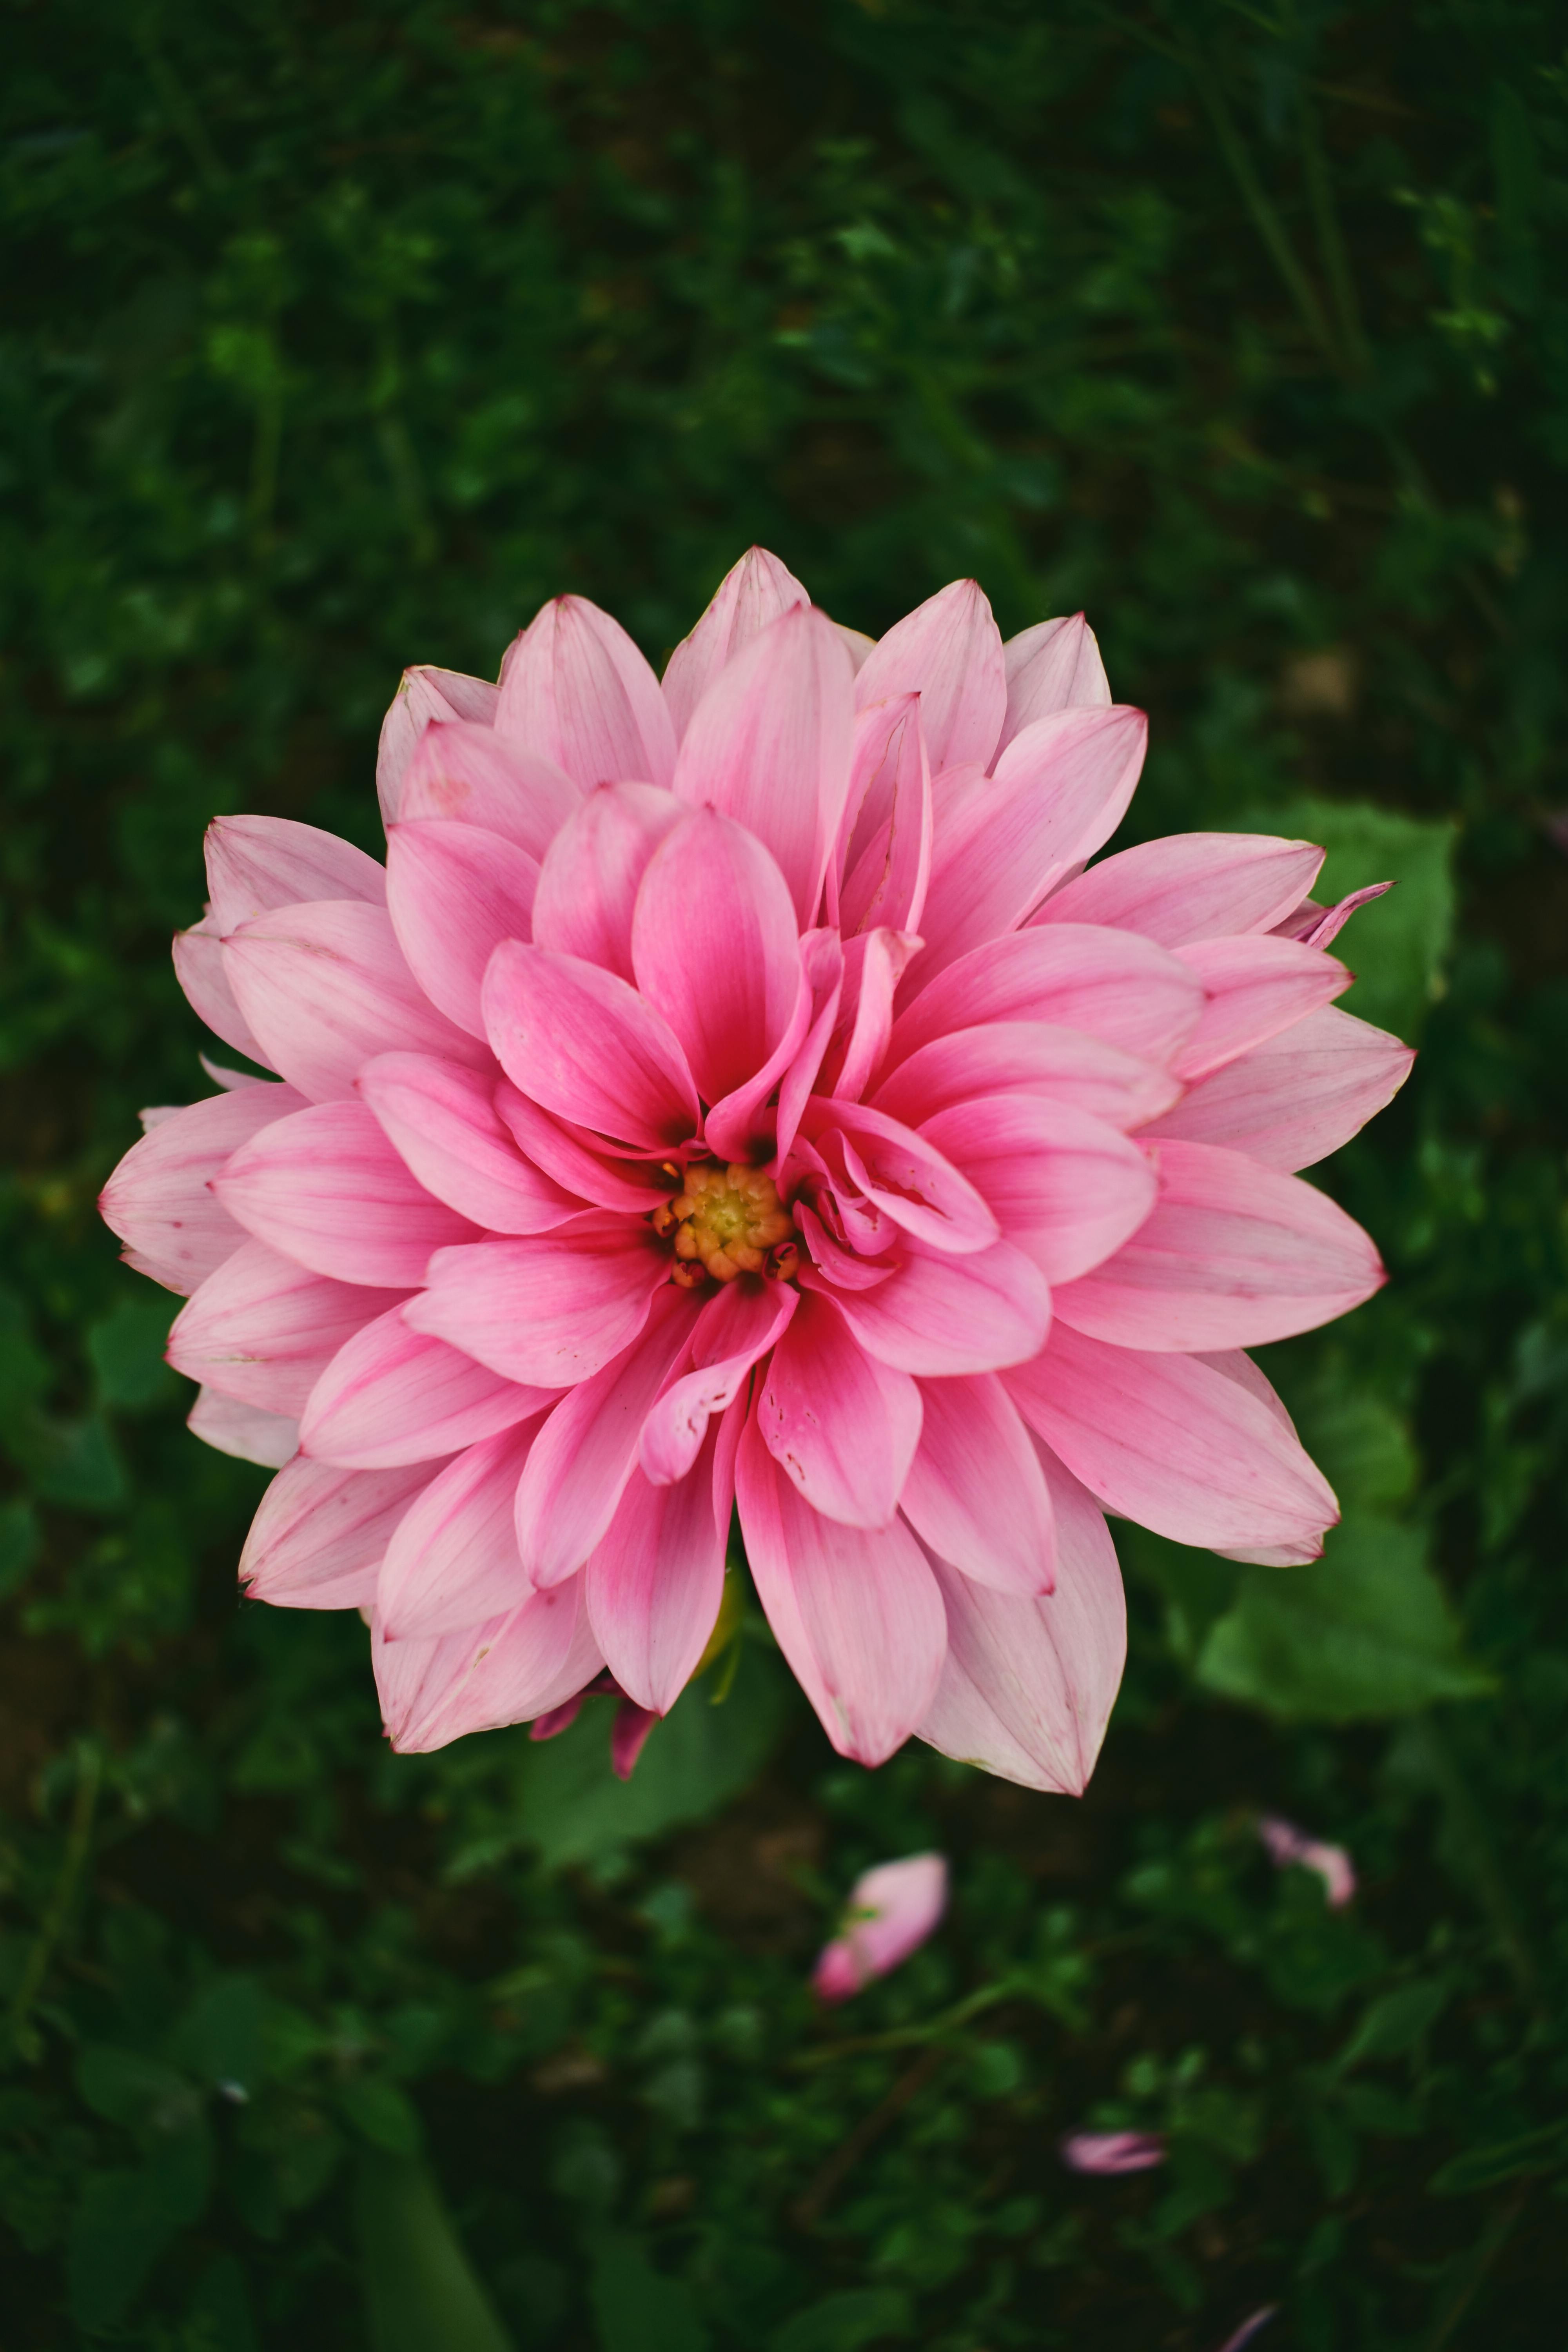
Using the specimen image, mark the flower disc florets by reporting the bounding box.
[654,1162,795,1283]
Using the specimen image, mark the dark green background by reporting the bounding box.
[3,3,1566,2345]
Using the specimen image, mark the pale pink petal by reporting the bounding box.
[205,815,386,933]
[398,717,581,856]
[299,1301,553,1468]
[773,930,847,1167]
[820,1238,1051,1377]
[701,938,815,1164]
[998,615,1111,756]
[921,1095,1157,1284]
[1273,879,1392,950]
[199,1054,267,1092]
[172,917,274,1067]
[240,1456,436,1610]
[377,666,501,826]
[385,819,540,1036]
[818,929,921,1106]
[918,707,1148,980]
[100,1082,307,1296]
[662,546,810,740]
[513,1286,704,1586]
[887,923,1203,1067]
[531,782,683,980]
[357,1054,579,1233]
[1059,2132,1165,2176]
[1052,1138,1385,1351]
[167,1240,398,1416]
[641,1278,799,1485]
[673,602,856,927]
[496,594,677,788]
[871,1021,1180,1134]
[494,1079,670,1214]
[852,580,1006,773]
[1174,934,1350,1081]
[736,1410,947,1765]
[804,1100,999,1258]
[1005,1322,1338,1554]
[1142,1004,1415,1171]
[407,1219,666,1387]
[214,1100,480,1288]
[378,1422,541,1639]
[631,809,802,1104]
[1035,833,1324,946]
[835,622,876,672]
[223,901,490,1103]
[757,1290,922,1528]
[1213,2309,1278,2352]
[835,695,933,937]
[482,940,699,1151]
[187,1388,299,1469]
[916,1445,1124,1792]
[377,1580,602,1753]
[584,1445,728,1711]
[900,1374,1055,1595]
[1258,1814,1356,1907]
[812,1855,948,2001]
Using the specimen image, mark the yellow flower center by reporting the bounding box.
[653,1162,794,1284]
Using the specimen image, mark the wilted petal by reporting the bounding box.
[812,1854,949,2002]
[1143,1004,1414,1171]
[662,546,810,739]
[407,1220,666,1388]
[757,1290,922,1528]
[1274,879,1392,951]
[398,717,581,857]
[377,666,500,826]
[1036,833,1323,946]
[483,939,699,1151]
[853,579,1006,773]
[998,614,1111,755]
[187,1388,299,1469]
[378,1421,541,1640]
[167,1240,397,1416]
[532,782,683,980]
[299,1301,554,1468]
[386,818,540,1036]
[100,1082,306,1296]
[240,1456,436,1610]
[214,1100,480,1287]
[900,1374,1055,1595]
[496,594,677,788]
[357,1053,579,1233]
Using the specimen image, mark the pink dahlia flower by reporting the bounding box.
[100,549,1412,1782]
[1258,1813,1356,1907]
[812,1853,949,2001]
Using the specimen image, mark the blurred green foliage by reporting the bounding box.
[3,0,1567,2344]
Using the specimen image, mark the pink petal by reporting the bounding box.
[199,1055,268,1092]
[531,782,683,980]
[100,1082,307,1296]
[916,1445,1124,1791]
[299,1301,552,1468]
[496,594,677,788]
[1035,833,1324,946]
[612,1697,659,1779]
[513,1286,704,1586]
[214,1100,479,1288]
[887,922,1203,1067]
[701,938,815,1165]
[1258,1813,1356,1907]
[205,815,385,934]
[1052,1138,1384,1352]
[631,808,802,1105]
[1274,879,1392,950]
[818,929,921,1106]
[641,1277,799,1485]
[1059,2132,1165,2176]
[1142,1004,1415,1171]
[805,1100,1000,1257]
[482,940,699,1151]
[377,1422,540,1639]
[494,1079,670,1214]
[1174,934,1350,1081]
[871,1021,1180,1134]
[835,622,876,672]
[756,1290,922,1528]
[820,1237,1051,1377]
[167,1240,397,1416]
[377,1580,602,1754]
[385,818,540,1037]
[406,1218,666,1387]
[921,1095,1157,1284]
[852,579,1006,773]
[813,1855,949,2000]
[187,1388,300,1469]
[662,546,810,740]
[673,602,856,927]
[240,1456,436,1610]
[398,717,581,857]
[836,695,933,938]
[173,916,274,1067]
[377,666,500,826]
[918,707,1149,980]
[1005,1322,1339,1554]
[900,1374,1055,1595]
[998,614,1111,757]
[772,930,847,1167]
[736,1410,947,1764]
[357,1054,579,1233]
[584,1445,728,1711]
[223,900,490,1103]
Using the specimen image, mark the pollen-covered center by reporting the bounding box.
[653,1161,795,1284]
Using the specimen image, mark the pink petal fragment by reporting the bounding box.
[922,1095,1157,1285]
[1174,934,1350,1081]
[822,1237,1051,1377]
[100,1082,306,1296]
[1059,2132,1166,2176]
[1258,1814,1356,1907]
[398,717,581,857]
[378,1422,540,1640]
[357,1054,579,1234]
[871,1022,1179,1134]
[407,1219,666,1388]
[215,1100,479,1288]
[998,614,1111,756]
[167,1241,398,1416]
[585,1446,728,1712]
[1142,1005,1414,1171]
[1052,1138,1384,1352]
[205,815,385,935]
[377,666,501,826]
[532,782,683,980]
[662,546,810,740]
[377,1581,602,1754]
[482,939,699,1151]
[641,1278,799,1486]
[853,579,1006,774]
[173,916,274,1067]
[494,1079,669,1214]
[736,1411,947,1765]
[916,1446,1124,1791]
[299,1301,554,1468]
[813,1855,949,2001]
[631,808,802,1104]
[187,1388,300,1469]
[673,603,856,927]
[1005,1322,1338,1555]
[888,923,1203,1067]
[757,1290,922,1529]
[496,594,676,788]
[386,818,540,1037]
[837,696,933,939]
[1274,879,1393,951]
[1035,833,1324,946]
[900,1374,1056,1595]
[240,1456,436,1610]
[223,900,490,1103]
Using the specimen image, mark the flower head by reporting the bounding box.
[812,1853,949,2001]
[1058,2131,1167,2175]
[101,550,1413,1783]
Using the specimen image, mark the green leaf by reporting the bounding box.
[168,1975,265,2096]
[87,1294,179,1413]
[353,2150,516,2352]
[587,2229,711,2352]
[23,1411,128,1512]
[0,1287,50,1417]
[771,2288,916,2352]
[1197,1517,1493,1720]
[76,2045,203,2138]
[1430,2119,1568,2196]
[0,1498,41,1599]
[1336,1978,1450,2071]
[339,2075,424,2157]
[67,2136,212,2331]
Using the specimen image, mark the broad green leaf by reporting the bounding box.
[339,2074,424,2156]
[23,1411,128,1512]
[1336,1978,1450,2070]
[77,2044,203,2137]
[354,2151,515,2352]
[67,2135,212,2331]
[169,1975,265,2096]
[587,2229,711,2352]
[87,1294,179,1412]
[771,2288,916,2352]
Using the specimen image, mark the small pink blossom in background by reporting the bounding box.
[1058,2129,1166,2174]
[100,549,1415,1785]
[1259,1813,1356,1907]
[1213,2310,1277,2352]
[812,1854,949,2002]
